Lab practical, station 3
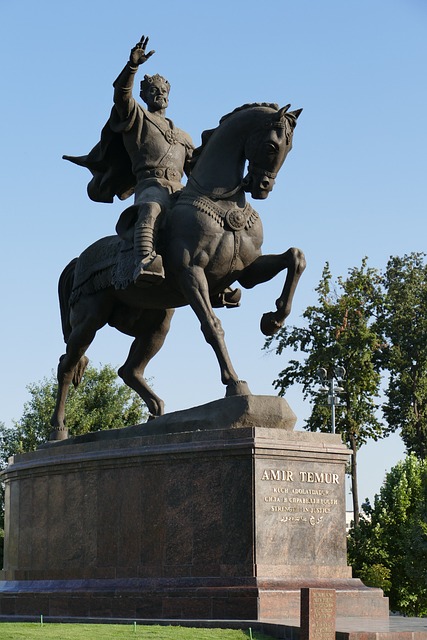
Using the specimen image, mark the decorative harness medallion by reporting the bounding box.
[176,193,260,274]
[177,193,259,232]
[225,208,247,231]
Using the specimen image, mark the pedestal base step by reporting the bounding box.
[0,577,389,620]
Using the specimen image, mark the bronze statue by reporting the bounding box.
[50,35,305,441]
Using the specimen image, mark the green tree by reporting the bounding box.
[378,253,427,458]
[0,363,147,467]
[0,364,148,566]
[348,454,427,616]
[264,259,386,525]
[0,421,4,569]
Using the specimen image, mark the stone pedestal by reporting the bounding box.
[0,396,389,619]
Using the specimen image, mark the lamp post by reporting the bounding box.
[317,366,346,433]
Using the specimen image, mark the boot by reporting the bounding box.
[133,220,165,286]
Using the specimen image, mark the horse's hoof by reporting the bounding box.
[49,427,69,442]
[225,379,251,397]
[260,312,283,336]
[146,398,165,419]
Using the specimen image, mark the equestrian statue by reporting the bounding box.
[50,35,306,441]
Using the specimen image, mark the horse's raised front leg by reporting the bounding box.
[178,264,251,397]
[117,308,175,418]
[238,247,306,336]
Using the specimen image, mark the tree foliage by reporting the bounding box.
[348,454,427,616]
[378,253,427,457]
[264,259,386,525]
[0,363,147,467]
[0,364,147,568]
[0,421,4,567]
[264,252,427,609]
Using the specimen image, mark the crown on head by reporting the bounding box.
[140,74,171,95]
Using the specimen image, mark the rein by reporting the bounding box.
[187,175,243,200]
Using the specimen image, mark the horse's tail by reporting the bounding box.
[58,258,78,343]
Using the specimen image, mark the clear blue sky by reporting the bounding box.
[0,0,426,507]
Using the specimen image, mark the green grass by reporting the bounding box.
[0,623,276,639]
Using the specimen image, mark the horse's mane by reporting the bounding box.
[218,102,279,124]
[190,102,280,170]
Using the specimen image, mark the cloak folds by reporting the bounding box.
[63,106,136,203]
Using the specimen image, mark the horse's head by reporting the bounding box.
[242,105,302,199]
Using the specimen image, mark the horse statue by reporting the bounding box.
[50,102,306,440]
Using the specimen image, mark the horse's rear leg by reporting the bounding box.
[118,309,174,418]
[50,318,100,440]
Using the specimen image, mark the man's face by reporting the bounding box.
[143,81,170,112]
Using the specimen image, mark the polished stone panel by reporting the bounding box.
[300,588,336,640]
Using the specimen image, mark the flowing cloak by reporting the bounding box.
[63,106,137,203]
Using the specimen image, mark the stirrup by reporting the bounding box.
[133,254,165,286]
[211,287,242,309]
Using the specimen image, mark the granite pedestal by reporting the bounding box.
[0,395,389,619]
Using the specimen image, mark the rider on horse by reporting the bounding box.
[64,36,193,286]
[113,38,195,286]
[64,35,241,306]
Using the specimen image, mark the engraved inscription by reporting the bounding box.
[301,588,336,640]
[259,464,342,527]
[261,469,339,484]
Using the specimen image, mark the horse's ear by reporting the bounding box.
[289,108,303,120]
[277,104,291,118]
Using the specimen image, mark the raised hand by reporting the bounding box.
[130,35,155,66]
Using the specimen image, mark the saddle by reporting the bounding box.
[70,194,243,306]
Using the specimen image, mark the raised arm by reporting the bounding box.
[113,35,155,119]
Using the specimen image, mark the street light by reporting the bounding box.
[317,366,346,434]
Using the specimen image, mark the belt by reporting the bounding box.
[140,167,182,181]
